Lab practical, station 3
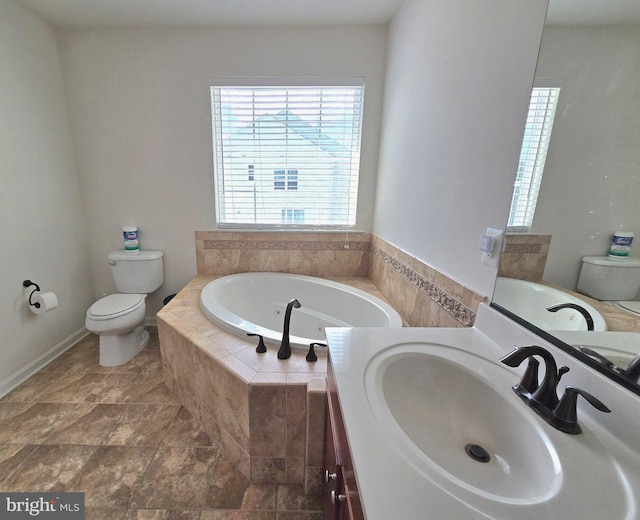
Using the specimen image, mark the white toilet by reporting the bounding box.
[86,250,164,366]
[577,256,640,314]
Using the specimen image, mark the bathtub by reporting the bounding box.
[493,277,607,332]
[199,272,404,349]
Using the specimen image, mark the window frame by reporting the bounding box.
[507,80,562,232]
[210,76,365,230]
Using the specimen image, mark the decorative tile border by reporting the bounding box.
[502,243,544,254]
[372,246,476,326]
[203,240,370,252]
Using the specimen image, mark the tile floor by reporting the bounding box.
[0,330,324,520]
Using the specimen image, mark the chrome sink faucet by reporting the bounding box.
[546,303,595,331]
[501,345,611,434]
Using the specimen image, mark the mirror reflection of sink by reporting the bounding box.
[549,330,640,368]
[363,341,633,517]
[365,343,561,504]
[493,277,607,331]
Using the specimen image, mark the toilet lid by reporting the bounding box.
[88,294,144,319]
[617,301,640,315]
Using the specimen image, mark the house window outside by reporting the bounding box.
[287,170,298,191]
[274,170,286,190]
[282,209,305,224]
[507,84,561,230]
[211,78,365,228]
[273,170,297,190]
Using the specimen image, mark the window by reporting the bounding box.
[273,169,298,191]
[274,170,286,190]
[211,77,365,227]
[507,83,561,230]
[282,209,305,224]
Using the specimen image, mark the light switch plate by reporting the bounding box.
[481,228,504,268]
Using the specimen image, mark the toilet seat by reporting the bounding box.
[87,294,145,321]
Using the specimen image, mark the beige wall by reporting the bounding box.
[57,25,388,314]
[373,0,548,299]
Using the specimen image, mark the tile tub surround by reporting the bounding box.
[195,231,371,277]
[0,332,323,519]
[369,235,485,327]
[159,276,388,491]
[498,233,552,281]
[195,231,485,328]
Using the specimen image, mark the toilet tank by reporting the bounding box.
[108,250,164,294]
[577,256,640,301]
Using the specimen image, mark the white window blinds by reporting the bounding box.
[507,85,561,230]
[210,78,365,228]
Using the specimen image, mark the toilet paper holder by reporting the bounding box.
[23,280,42,309]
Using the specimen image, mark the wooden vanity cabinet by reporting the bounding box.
[324,352,365,520]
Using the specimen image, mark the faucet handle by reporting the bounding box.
[306,342,327,362]
[513,357,539,397]
[552,386,611,434]
[247,333,267,353]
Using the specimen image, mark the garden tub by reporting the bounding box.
[199,272,403,349]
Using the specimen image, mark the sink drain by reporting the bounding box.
[465,444,490,463]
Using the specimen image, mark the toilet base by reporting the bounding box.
[99,326,150,366]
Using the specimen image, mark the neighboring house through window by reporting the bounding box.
[507,82,561,230]
[210,77,365,228]
[273,169,298,191]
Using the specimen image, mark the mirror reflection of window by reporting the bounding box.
[507,82,561,232]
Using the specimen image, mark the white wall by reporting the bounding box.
[373,0,548,298]
[0,0,94,385]
[57,25,388,313]
[532,25,640,290]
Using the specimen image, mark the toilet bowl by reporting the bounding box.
[577,256,640,317]
[86,250,164,366]
[85,293,149,366]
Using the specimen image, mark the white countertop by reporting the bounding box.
[326,304,640,520]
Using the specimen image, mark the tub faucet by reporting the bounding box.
[546,303,595,331]
[278,298,301,360]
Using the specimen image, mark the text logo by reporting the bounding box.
[1,493,84,519]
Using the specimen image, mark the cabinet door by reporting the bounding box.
[323,402,347,519]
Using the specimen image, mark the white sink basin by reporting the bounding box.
[368,346,560,502]
[358,337,635,518]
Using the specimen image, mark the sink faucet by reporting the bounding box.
[278,298,301,360]
[501,345,610,434]
[622,354,640,382]
[546,303,595,331]
[578,346,640,383]
[501,345,564,409]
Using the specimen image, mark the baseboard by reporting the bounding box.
[0,327,90,398]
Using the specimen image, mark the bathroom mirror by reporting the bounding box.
[491,0,640,396]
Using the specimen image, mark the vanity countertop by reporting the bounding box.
[326,305,640,520]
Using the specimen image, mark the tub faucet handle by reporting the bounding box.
[306,342,327,362]
[247,333,267,353]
